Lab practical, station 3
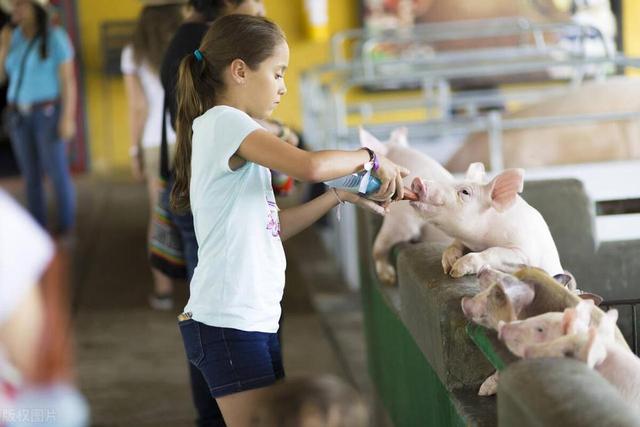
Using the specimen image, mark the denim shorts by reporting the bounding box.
[178,318,284,398]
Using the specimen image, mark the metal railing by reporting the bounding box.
[601,298,640,356]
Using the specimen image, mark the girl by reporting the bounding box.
[121,1,185,310]
[0,0,77,236]
[172,15,408,425]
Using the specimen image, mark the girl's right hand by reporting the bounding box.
[337,190,388,217]
[371,154,410,202]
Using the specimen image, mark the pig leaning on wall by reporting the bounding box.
[409,163,563,278]
[446,76,640,172]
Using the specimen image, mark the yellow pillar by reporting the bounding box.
[623,0,640,76]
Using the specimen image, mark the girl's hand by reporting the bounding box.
[58,115,76,141]
[371,154,410,202]
[337,190,389,216]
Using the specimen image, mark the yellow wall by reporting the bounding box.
[76,0,359,173]
[623,0,640,61]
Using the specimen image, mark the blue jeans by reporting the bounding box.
[8,103,75,233]
[179,320,284,398]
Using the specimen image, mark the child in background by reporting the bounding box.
[172,15,408,425]
[249,375,368,427]
[121,1,186,310]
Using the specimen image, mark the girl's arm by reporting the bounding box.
[58,60,77,141]
[279,189,386,241]
[123,73,148,180]
[237,129,409,201]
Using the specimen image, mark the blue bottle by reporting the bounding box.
[324,171,381,195]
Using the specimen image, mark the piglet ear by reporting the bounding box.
[490,282,518,322]
[465,162,486,183]
[561,308,577,335]
[477,265,499,289]
[583,327,607,369]
[487,169,524,212]
[574,299,595,331]
[554,272,577,292]
[597,309,619,342]
[359,127,389,156]
[389,127,409,147]
[502,281,535,318]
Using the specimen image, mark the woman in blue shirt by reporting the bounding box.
[0,0,76,236]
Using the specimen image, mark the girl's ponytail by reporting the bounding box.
[171,53,215,212]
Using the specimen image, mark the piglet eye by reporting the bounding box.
[563,350,575,358]
[536,327,544,333]
[458,188,472,199]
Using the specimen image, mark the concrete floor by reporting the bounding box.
[1,175,386,426]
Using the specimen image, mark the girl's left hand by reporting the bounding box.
[337,189,389,216]
[59,115,76,141]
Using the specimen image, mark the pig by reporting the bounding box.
[462,267,629,348]
[359,127,452,286]
[410,162,563,278]
[497,300,596,357]
[445,77,640,172]
[523,310,640,410]
[461,267,628,395]
[461,266,576,396]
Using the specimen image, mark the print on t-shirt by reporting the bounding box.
[266,198,281,238]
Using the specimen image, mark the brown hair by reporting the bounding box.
[132,4,184,73]
[189,0,245,21]
[170,14,285,212]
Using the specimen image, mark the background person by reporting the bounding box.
[0,0,77,237]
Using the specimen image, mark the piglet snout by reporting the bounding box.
[411,177,427,200]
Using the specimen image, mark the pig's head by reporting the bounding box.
[497,300,593,357]
[498,313,564,357]
[522,309,617,368]
[359,127,409,157]
[410,164,524,239]
[523,326,608,369]
[461,267,534,330]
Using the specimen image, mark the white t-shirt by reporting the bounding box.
[185,106,287,333]
[120,45,176,148]
[0,191,53,326]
